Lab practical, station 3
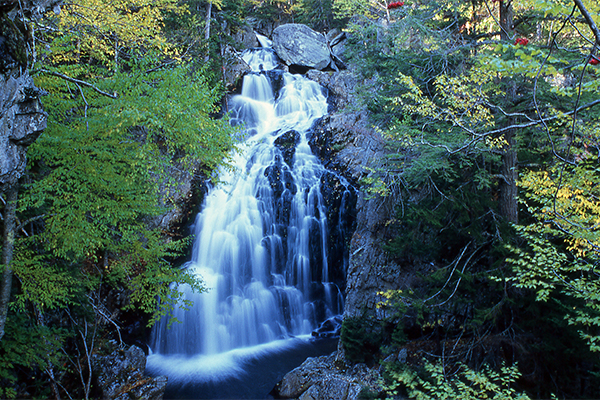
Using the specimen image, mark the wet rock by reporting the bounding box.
[92,345,167,400]
[272,24,331,71]
[274,130,300,166]
[319,171,357,285]
[263,155,296,229]
[306,68,407,340]
[311,315,343,338]
[273,352,383,400]
[231,23,259,49]
[266,69,287,96]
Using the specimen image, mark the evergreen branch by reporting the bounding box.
[40,69,118,99]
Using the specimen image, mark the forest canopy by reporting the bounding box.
[336,0,600,398]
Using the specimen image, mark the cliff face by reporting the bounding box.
[272,66,403,400]
[0,73,47,192]
[306,69,406,323]
[0,0,60,193]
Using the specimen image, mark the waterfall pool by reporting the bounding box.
[147,336,338,399]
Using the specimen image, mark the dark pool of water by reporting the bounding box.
[147,336,338,400]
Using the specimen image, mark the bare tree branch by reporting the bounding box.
[573,0,600,46]
[440,98,600,155]
[40,69,118,99]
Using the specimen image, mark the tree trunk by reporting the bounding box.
[499,1,514,41]
[204,1,212,62]
[497,1,518,223]
[0,183,18,341]
[500,130,518,223]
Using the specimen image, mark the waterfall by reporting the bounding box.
[149,43,355,363]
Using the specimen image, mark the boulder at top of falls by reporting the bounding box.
[272,24,331,71]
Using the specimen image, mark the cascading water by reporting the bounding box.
[148,40,356,397]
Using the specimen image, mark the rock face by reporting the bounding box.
[272,61,404,400]
[222,45,252,92]
[0,0,60,192]
[273,353,382,399]
[272,24,332,71]
[0,72,47,192]
[306,69,403,322]
[92,345,168,400]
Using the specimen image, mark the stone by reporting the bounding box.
[231,23,259,49]
[305,67,411,344]
[274,129,300,166]
[274,351,383,400]
[222,45,251,92]
[0,72,47,191]
[299,377,350,400]
[272,24,332,70]
[1,0,61,193]
[92,345,167,400]
[276,354,336,398]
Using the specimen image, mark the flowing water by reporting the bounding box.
[147,41,355,398]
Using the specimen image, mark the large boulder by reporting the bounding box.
[92,345,168,400]
[272,24,331,71]
[273,353,382,399]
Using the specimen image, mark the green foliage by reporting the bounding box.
[342,1,600,397]
[39,0,186,69]
[1,0,239,397]
[341,315,383,364]
[384,359,531,400]
[0,313,67,399]
[505,158,600,352]
[18,61,233,323]
[333,0,385,20]
[292,0,338,31]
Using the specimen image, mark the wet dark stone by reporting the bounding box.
[320,172,357,281]
[309,217,324,279]
[264,157,297,234]
[311,315,343,338]
[266,69,286,97]
[274,130,300,166]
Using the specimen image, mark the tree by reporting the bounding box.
[343,0,600,396]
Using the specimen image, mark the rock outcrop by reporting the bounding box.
[0,73,47,192]
[306,69,403,322]
[272,24,332,71]
[0,0,60,192]
[273,353,383,399]
[92,345,168,400]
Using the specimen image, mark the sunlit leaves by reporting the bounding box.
[40,0,187,68]
[505,157,600,351]
[384,359,531,400]
[20,61,235,322]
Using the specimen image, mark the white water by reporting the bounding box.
[149,43,352,366]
